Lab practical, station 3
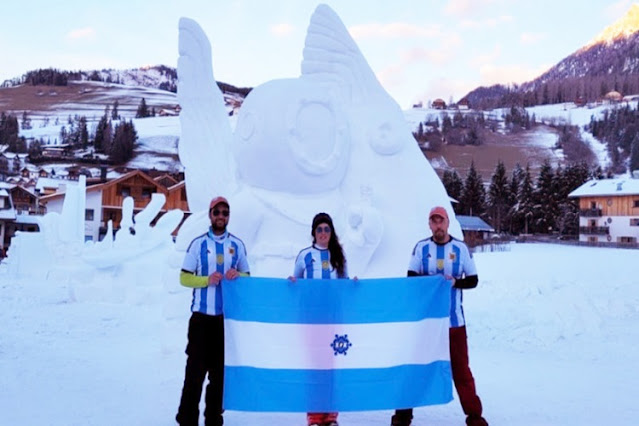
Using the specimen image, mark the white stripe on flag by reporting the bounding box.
[225,317,450,370]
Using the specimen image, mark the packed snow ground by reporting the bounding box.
[1,242,637,425]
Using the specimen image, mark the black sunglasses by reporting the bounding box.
[212,208,229,217]
[316,225,331,234]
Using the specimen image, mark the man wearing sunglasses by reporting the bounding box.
[176,196,250,426]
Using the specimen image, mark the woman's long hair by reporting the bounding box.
[311,212,346,278]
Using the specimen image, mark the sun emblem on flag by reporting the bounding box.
[216,254,224,265]
[330,334,352,356]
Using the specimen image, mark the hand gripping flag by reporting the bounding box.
[222,276,452,412]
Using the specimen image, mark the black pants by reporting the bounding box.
[176,312,225,426]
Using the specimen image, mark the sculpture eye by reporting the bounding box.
[288,98,349,176]
[295,102,335,159]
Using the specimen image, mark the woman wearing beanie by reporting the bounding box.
[289,212,348,426]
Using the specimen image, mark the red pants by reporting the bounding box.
[450,325,483,418]
[307,412,338,425]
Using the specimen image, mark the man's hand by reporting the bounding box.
[287,276,297,283]
[209,271,223,285]
[225,268,240,280]
[444,274,456,286]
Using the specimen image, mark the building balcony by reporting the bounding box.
[580,208,602,217]
[579,226,609,235]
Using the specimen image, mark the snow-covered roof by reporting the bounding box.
[569,178,639,197]
[0,189,9,197]
[35,178,78,192]
[457,215,494,232]
[0,182,16,190]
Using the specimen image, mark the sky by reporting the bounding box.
[0,0,635,108]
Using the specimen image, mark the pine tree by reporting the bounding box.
[514,164,535,234]
[460,162,485,217]
[28,140,43,159]
[112,100,119,120]
[136,98,149,118]
[442,170,463,213]
[110,120,138,163]
[79,116,89,150]
[487,160,510,233]
[94,115,108,152]
[534,160,557,233]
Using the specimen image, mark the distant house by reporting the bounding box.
[603,90,623,103]
[0,187,16,257]
[158,108,178,117]
[569,178,639,244]
[457,98,470,110]
[457,215,494,246]
[40,169,190,242]
[574,95,586,107]
[432,98,447,110]
[153,173,179,188]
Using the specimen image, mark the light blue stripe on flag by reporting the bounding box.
[222,276,453,412]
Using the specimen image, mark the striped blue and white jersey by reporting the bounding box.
[293,245,348,279]
[182,229,250,316]
[408,237,476,327]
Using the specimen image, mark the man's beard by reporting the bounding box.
[212,223,226,234]
[433,229,446,242]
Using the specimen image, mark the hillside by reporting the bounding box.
[0,70,606,180]
[465,4,639,109]
[0,80,179,120]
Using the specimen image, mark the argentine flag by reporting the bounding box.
[222,276,452,412]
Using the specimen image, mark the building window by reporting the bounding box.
[121,186,131,197]
[85,209,94,221]
[84,235,93,242]
[634,200,639,208]
[588,236,597,243]
[142,188,154,198]
[619,236,637,243]
[630,218,639,226]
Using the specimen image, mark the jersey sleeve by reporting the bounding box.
[461,244,477,276]
[293,252,305,278]
[235,241,250,274]
[407,242,423,274]
[182,239,200,274]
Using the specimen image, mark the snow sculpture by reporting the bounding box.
[6,175,184,296]
[177,4,461,278]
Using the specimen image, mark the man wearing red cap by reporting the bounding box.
[176,196,250,426]
[391,206,488,426]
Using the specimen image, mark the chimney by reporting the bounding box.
[100,166,107,183]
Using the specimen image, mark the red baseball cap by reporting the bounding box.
[428,206,449,221]
[209,196,229,210]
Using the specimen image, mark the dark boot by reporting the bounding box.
[466,414,489,426]
[391,408,413,426]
